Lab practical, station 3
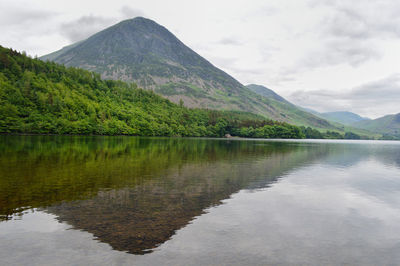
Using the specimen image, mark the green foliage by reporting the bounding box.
[300,127,324,139]
[0,46,305,139]
[323,131,344,139]
[300,126,369,140]
[344,132,361,140]
[380,133,400,140]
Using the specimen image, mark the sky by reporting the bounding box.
[1,0,400,119]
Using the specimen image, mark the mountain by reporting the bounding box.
[353,113,400,138]
[41,17,250,110]
[319,111,370,125]
[296,109,370,125]
[299,107,321,116]
[297,108,371,126]
[41,17,339,131]
[246,84,289,103]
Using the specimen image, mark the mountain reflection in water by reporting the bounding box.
[0,136,326,254]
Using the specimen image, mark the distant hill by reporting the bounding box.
[296,109,369,125]
[319,111,370,125]
[246,84,289,103]
[353,113,400,138]
[299,107,321,116]
[41,17,339,131]
[292,107,379,138]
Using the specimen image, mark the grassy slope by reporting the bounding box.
[319,111,369,125]
[354,113,400,136]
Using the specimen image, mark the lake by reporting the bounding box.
[1,136,400,265]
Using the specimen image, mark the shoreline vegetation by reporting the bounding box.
[0,46,371,140]
[0,132,372,140]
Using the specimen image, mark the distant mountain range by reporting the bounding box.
[304,110,371,125]
[299,107,400,138]
[353,113,400,137]
[322,111,370,125]
[41,17,339,131]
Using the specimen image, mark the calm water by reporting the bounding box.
[1,136,400,265]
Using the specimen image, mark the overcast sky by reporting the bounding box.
[1,0,400,118]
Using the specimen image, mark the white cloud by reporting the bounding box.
[60,15,116,42]
[59,7,146,43]
[120,6,145,19]
[288,74,400,118]
[0,3,57,26]
[314,0,400,39]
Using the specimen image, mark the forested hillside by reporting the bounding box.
[0,46,305,138]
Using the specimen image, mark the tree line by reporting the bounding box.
[0,46,306,138]
[0,46,367,139]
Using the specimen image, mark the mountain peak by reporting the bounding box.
[126,16,152,22]
[41,17,243,93]
[113,16,167,32]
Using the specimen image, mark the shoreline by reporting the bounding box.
[1,133,398,142]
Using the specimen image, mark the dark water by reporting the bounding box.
[1,136,400,265]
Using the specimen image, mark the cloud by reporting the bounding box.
[0,5,57,26]
[229,66,265,76]
[246,5,280,18]
[58,6,146,43]
[208,55,266,77]
[217,37,243,46]
[350,74,400,101]
[120,6,145,19]
[302,39,381,68]
[315,0,400,40]
[0,3,60,55]
[279,40,381,80]
[288,74,400,118]
[208,56,238,68]
[283,0,400,74]
[59,15,116,42]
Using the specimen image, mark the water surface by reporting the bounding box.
[0,136,400,265]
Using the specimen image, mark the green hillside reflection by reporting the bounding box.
[0,136,326,254]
